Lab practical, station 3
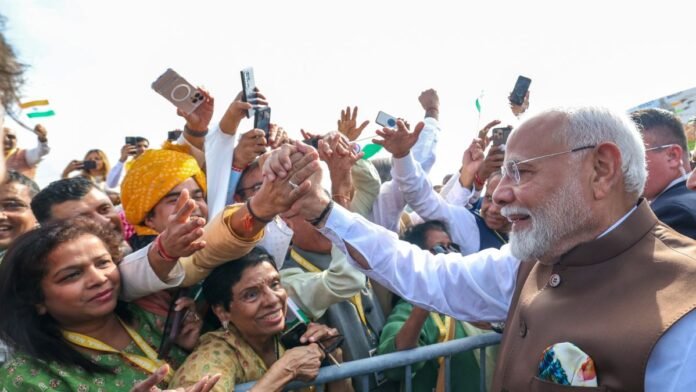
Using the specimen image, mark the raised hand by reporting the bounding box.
[233,129,267,169]
[337,106,369,141]
[477,119,501,145]
[220,88,269,135]
[373,119,424,159]
[268,123,289,148]
[62,160,83,178]
[509,90,530,118]
[119,144,136,162]
[130,365,220,392]
[157,189,207,259]
[177,88,214,132]
[34,124,48,143]
[478,144,505,182]
[418,89,440,119]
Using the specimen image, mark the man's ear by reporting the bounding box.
[591,142,623,200]
[143,211,157,230]
[666,145,684,168]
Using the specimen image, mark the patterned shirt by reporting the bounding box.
[0,304,188,391]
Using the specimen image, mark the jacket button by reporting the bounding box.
[519,321,527,337]
[549,273,561,288]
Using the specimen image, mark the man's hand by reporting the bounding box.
[130,365,220,392]
[477,119,501,145]
[267,123,289,149]
[318,133,362,208]
[119,144,136,162]
[419,89,440,120]
[34,124,48,143]
[509,90,530,118]
[177,88,214,132]
[157,189,207,258]
[250,144,321,219]
[337,106,369,142]
[219,88,269,135]
[373,120,424,159]
[233,129,268,169]
[459,138,486,188]
[477,144,505,183]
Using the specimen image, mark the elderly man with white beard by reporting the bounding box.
[264,107,696,391]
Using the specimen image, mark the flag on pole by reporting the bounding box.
[20,100,55,118]
[475,90,484,114]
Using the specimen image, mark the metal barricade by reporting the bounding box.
[236,332,502,392]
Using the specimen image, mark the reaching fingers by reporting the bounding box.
[131,365,169,391]
[173,198,196,225]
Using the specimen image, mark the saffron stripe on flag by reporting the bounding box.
[20,100,50,109]
[27,110,55,118]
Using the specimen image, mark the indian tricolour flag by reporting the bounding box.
[20,99,55,118]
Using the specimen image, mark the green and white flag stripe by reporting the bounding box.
[20,99,55,118]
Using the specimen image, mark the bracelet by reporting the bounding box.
[246,198,272,224]
[154,235,178,262]
[474,172,485,188]
[308,201,334,226]
[184,124,208,138]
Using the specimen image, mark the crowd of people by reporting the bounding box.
[1,13,696,392]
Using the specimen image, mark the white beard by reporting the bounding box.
[503,177,590,261]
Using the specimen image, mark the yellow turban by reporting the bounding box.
[121,143,206,236]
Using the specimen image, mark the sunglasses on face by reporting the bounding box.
[429,243,461,255]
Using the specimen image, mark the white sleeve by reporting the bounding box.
[319,204,520,322]
[106,161,124,189]
[411,117,440,174]
[440,172,475,208]
[392,152,480,255]
[645,309,696,391]
[118,244,185,301]
[24,142,50,166]
[370,180,406,233]
[203,125,237,218]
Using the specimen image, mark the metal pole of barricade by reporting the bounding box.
[404,364,412,392]
[444,356,452,392]
[235,333,502,391]
[479,346,487,392]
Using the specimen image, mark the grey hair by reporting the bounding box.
[523,106,647,198]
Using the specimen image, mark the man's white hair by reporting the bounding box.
[522,106,647,198]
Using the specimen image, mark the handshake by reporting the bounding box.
[250,132,357,227]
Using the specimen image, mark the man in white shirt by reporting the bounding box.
[266,106,696,391]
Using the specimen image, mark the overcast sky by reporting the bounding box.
[4,0,695,187]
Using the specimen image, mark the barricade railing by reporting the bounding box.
[236,332,502,392]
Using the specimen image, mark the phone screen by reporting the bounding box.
[491,126,513,146]
[510,76,531,106]
[240,67,256,118]
[254,107,271,139]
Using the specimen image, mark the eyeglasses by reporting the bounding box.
[430,243,461,255]
[501,145,596,185]
[645,144,677,152]
[236,182,262,198]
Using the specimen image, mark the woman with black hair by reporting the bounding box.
[171,247,353,392]
[0,218,218,391]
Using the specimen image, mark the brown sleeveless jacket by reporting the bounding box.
[492,200,696,392]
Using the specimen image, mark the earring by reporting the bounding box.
[222,320,229,333]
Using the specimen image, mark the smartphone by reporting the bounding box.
[280,321,307,349]
[168,130,183,141]
[82,160,97,170]
[375,111,398,128]
[491,126,513,146]
[254,107,271,139]
[151,68,204,115]
[157,288,189,359]
[125,136,137,146]
[240,67,256,118]
[509,75,531,106]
